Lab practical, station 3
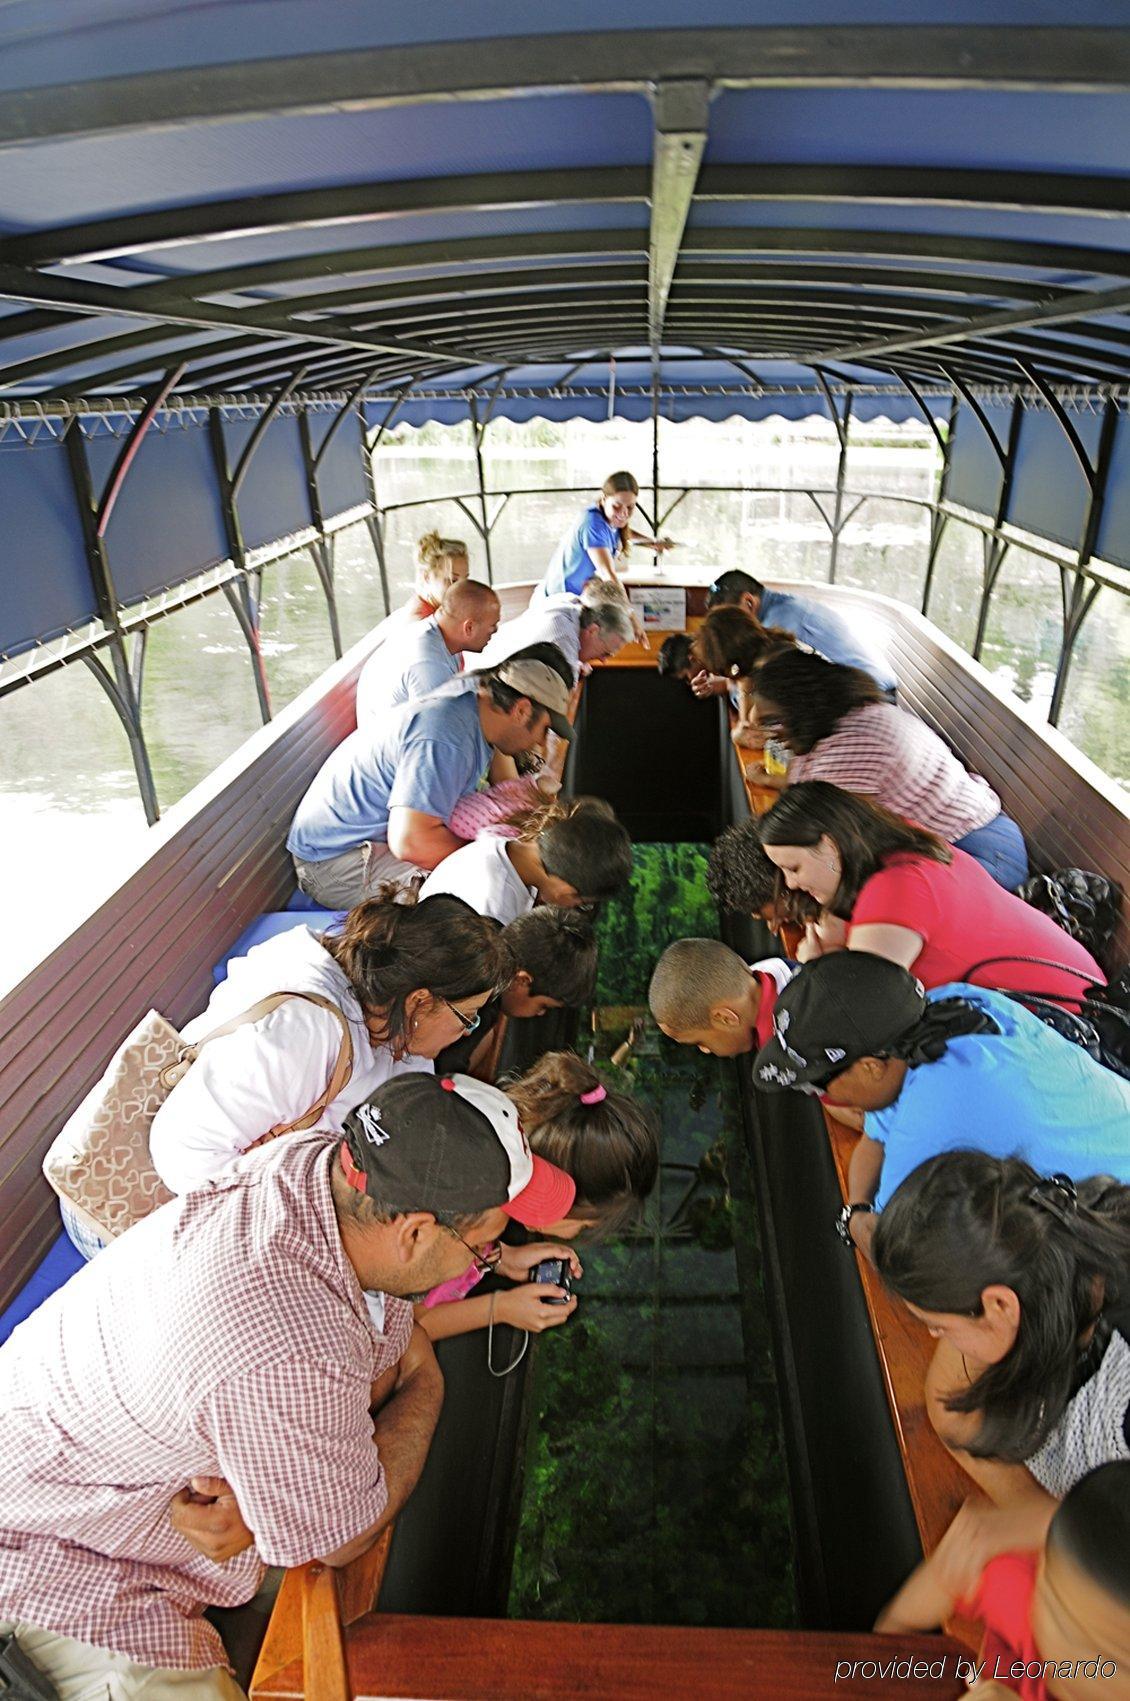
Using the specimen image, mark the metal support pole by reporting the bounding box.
[651,358,661,552]
[208,407,272,723]
[920,392,958,618]
[1048,572,1102,727]
[298,404,343,659]
[468,396,493,585]
[971,395,1023,661]
[64,424,161,824]
[814,372,852,583]
[361,447,391,617]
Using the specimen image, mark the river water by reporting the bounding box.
[2,417,1127,992]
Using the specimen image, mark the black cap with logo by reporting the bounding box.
[752,953,926,1092]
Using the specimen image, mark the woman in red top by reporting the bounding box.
[756,782,1102,1000]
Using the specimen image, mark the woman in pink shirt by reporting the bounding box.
[757,782,1102,1001]
[750,648,1029,889]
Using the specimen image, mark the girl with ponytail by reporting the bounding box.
[417,1051,658,1342]
[874,1150,1130,1518]
[148,890,509,1195]
[406,530,470,620]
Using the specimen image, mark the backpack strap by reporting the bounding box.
[190,990,355,1135]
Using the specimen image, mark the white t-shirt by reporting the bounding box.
[149,924,432,1194]
[418,835,536,925]
[478,593,582,682]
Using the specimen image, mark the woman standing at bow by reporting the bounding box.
[535,473,678,637]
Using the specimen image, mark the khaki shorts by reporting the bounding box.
[0,1619,245,1701]
[292,841,421,909]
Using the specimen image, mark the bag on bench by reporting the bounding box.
[962,955,1130,1081]
[42,991,354,1245]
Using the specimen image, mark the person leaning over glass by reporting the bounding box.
[147,893,509,1196]
[755,781,1101,1000]
[747,646,1029,889]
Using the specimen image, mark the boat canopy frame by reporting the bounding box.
[2,6,1130,815]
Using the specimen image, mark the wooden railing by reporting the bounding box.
[253,1597,969,1701]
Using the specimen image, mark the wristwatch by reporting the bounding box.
[836,1201,874,1249]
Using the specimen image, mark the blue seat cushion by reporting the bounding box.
[213,910,345,983]
[0,1231,85,1347]
[286,887,328,911]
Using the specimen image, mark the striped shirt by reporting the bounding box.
[787,703,999,842]
[0,1136,411,1670]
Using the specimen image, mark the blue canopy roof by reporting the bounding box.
[0,3,1127,405]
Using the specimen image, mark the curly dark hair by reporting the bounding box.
[707,821,782,915]
[657,632,695,678]
[752,647,885,754]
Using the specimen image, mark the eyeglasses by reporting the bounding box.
[444,1227,503,1273]
[442,998,481,1034]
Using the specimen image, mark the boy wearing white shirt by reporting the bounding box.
[419,796,632,923]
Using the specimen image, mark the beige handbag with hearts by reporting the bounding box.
[42,991,354,1244]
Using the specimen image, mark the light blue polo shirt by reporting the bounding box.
[539,504,621,598]
[287,684,491,862]
[868,984,1130,1210]
[354,615,459,724]
[758,589,897,694]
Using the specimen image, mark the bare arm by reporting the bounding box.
[847,922,924,970]
[386,807,462,870]
[847,1131,884,1204]
[318,1327,443,1568]
[626,527,676,553]
[416,1284,577,1342]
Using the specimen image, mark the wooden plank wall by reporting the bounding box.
[0,630,375,1312]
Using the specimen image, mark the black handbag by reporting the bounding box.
[1015,868,1122,960]
[961,955,1130,1081]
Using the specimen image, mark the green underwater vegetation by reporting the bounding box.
[508,844,797,1628]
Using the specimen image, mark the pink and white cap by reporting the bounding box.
[438,1074,576,1227]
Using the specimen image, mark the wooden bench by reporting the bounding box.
[737,758,976,1569]
[253,1589,970,1701]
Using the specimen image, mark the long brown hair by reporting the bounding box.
[505,1050,658,1240]
[758,780,950,919]
[694,605,795,682]
[321,889,511,1057]
[600,471,639,560]
[753,647,885,754]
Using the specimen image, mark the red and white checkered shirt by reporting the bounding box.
[787,703,999,841]
[0,1136,412,1670]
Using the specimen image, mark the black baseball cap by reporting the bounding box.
[340,1071,576,1225]
[752,953,926,1092]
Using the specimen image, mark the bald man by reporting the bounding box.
[356,578,501,725]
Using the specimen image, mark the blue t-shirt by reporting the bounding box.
[540,504,621,597]
[287,684,491,862]
[354,616,459,725]
[758,589,897,694]
[868,984,1130,1210]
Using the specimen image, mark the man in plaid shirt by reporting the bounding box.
[0,1072,566,1698]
